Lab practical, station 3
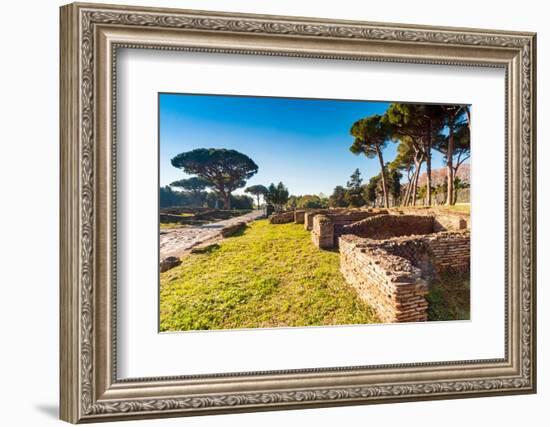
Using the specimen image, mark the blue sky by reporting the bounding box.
[159,93,447,196]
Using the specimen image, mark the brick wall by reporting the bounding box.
[397,207,469,231]
[339,231,470,323]
[310,215,334,249]
[339,235,429,323]
[294,210,306,224]
[303,208,358,230]
[269,211,295,224]
[341,214,434,240]
[374,231,470,280]
[304,209,335,230]
[310,211,387,249]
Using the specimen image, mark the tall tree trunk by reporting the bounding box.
[221,191,230,210]
[375,146,389,208]
[411,157,423,206]
[402,180,411,207]
[401,167,412,207]
[425,133,432,206]
[402,166,415,207]
[445,119,455,205]
[256,194,260,209]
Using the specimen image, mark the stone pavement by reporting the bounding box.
[160,210,264,260]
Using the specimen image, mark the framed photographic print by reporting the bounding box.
[60,2,537,423]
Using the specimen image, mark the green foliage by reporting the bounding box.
[245,184,268,196]
[265,182,289,211]
[390,137,416,173]
[160,220,379,331]
[349,115,390,158]
[328,185,348,208]
[169,177,210,207]
[387,166,403,202]
[384,103,445,141]
[160,185,191,208]
[345,168,365,207]
[296,194,329,209]
[171,148,258,209]
[204,192,254,210]
[364,175,381,205]
[170,176,210,192]
[427,273,470,321]
[245,184,268,208]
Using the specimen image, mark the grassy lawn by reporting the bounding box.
[436,203,470,214]
[160,220,379,331]
[160,222,186,229]
[426,272,470,321]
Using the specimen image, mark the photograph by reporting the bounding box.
[158,94,471,332]
[56,3,536,422]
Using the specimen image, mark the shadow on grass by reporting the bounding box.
[225,225,248,238]
[190,243,221,255]
[427,271,470,321]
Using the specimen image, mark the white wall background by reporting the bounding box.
[0,1,545,426]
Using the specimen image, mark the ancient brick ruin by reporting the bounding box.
[310,210,387,249]
[269,207,470,323]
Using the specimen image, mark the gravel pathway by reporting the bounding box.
[160,210,265,259]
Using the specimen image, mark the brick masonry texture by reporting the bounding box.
[294,210,306,224]
[340,214,435,241]
[339,235,429,323]
[269,211,295,224]
[338,229,470,323]
[311,210,388,249]
[303,208,356,230]
[397,207,469,231]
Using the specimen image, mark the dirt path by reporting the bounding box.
[160,210,265,259]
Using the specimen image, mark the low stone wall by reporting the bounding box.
[303,208,355,230]
[294,210,306,224]
[424,231,470,274]
[269,211,295,224]
[160,213,189,224]
[160,206,210,215]
[397,207,469,231]
[311,210,388,249]
[373,231,470,280]
[338,231,470,323]
[221,222,246,237]
[311,215,334,249]
[339,235,429,323]
[304,209,333,230]
[433,212,469,231]
[341,214,434,240]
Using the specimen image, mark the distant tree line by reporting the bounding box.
[159,186,255,210]
[349,103,470,207]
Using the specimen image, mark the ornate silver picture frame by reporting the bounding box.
[60,2,536,423]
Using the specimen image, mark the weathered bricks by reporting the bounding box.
[310,210,388,248]
[339,235,429,323]
[294,210,306,224]
[269,211,295,224]
[339,230,470,323]
[341,214,434,240]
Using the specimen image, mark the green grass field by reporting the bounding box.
[438,203,470,214]
[426,273,470,321]
[160,220,379,331]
